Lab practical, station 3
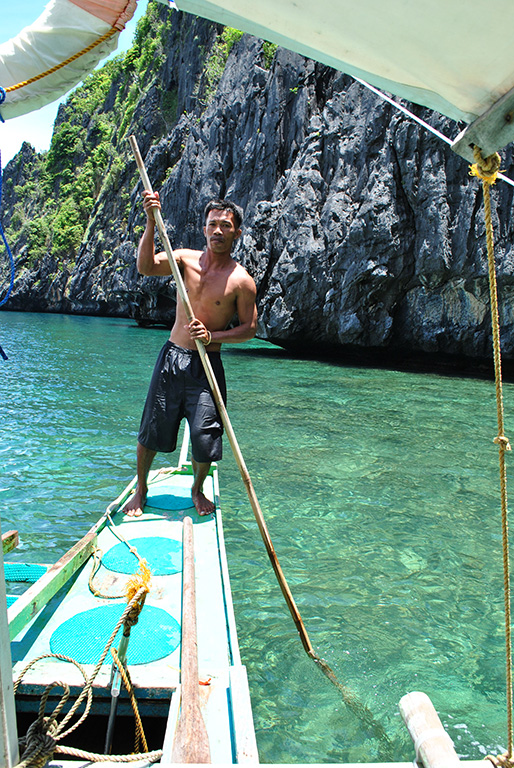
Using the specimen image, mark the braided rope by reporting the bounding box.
[16,470,187,766]
[487,752,514,767]
[3,28,118,95]
[88,547,126,599]
[472,145,514,760]
[55,744,162,763]
[14,588,150,767]
[14,654,93,768]
[14,472,173,767]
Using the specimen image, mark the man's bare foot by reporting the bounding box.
[123,490,147,517]
[192,489,215,516]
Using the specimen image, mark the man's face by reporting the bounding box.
[204,209,241,253]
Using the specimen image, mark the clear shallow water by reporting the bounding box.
[1,311,513,763]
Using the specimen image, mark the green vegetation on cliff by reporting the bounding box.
[5,2,170,265]
[4,4,251,275]
[2,4,284,322]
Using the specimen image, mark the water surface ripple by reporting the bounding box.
[1,312,512,763]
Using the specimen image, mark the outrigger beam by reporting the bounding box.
[452,86,514,162]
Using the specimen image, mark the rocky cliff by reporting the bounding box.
[2,3,514,368]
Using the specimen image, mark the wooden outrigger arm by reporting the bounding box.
[172,516,211,763]
[2,531,18,556]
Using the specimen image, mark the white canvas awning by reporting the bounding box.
[0,0,138,120]
[175,0,514,160]
[3,0,514,158]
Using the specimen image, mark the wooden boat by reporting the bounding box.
[4,3,514,765]
[1,456,495,768]
[3,427,258,765]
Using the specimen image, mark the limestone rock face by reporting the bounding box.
[2,8,514,365]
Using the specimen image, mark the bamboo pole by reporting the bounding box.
[128,135,314,655]
[129,136,393,753]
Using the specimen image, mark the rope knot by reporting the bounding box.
[470,146,502,184]
[18,717,57,767]
[494,435,512,451]
[124,595,147,628]
[123,560,152,630]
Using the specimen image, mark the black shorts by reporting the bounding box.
[138,341,227,463]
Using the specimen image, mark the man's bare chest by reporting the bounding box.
[184,268,236,310]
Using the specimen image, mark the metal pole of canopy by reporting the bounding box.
[0,518,19,767]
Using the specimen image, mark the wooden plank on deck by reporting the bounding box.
[8,515,108,641]
[2,531,18,555]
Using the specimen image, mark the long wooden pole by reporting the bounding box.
[128,135,314,656]
[128,137,394,753]
[172,517,211,763]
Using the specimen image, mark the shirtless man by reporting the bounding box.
[124,191,257,517]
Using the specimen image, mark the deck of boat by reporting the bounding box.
[9,463,258,764]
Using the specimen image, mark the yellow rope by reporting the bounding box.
[89,511,153,600]
[471,145,514,760]
[14,589,150,768]
[487,752,514,767]
[4,27,118,94]
[125,559,152,605]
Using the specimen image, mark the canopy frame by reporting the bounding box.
[452,86,514,163]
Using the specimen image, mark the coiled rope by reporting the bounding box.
[14,580,158,767]
[89,509,152,598]
[470,146,514,767]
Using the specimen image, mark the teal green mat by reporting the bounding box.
[4,563,47,582]
[50,604,180,664]
[146,482,194,511]
[102,537,182,576]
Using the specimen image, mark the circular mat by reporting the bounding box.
[146,483,194,511]
[102,537,182,576]
[50,604,181,665]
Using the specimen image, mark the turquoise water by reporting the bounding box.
[1,311,513,763]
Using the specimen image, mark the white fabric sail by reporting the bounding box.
[4,0,514,156]
[174,0,514,128]
[0,0,138,120]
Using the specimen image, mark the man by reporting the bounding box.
[124,191,257,517]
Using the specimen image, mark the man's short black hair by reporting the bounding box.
[204,199,243,229]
